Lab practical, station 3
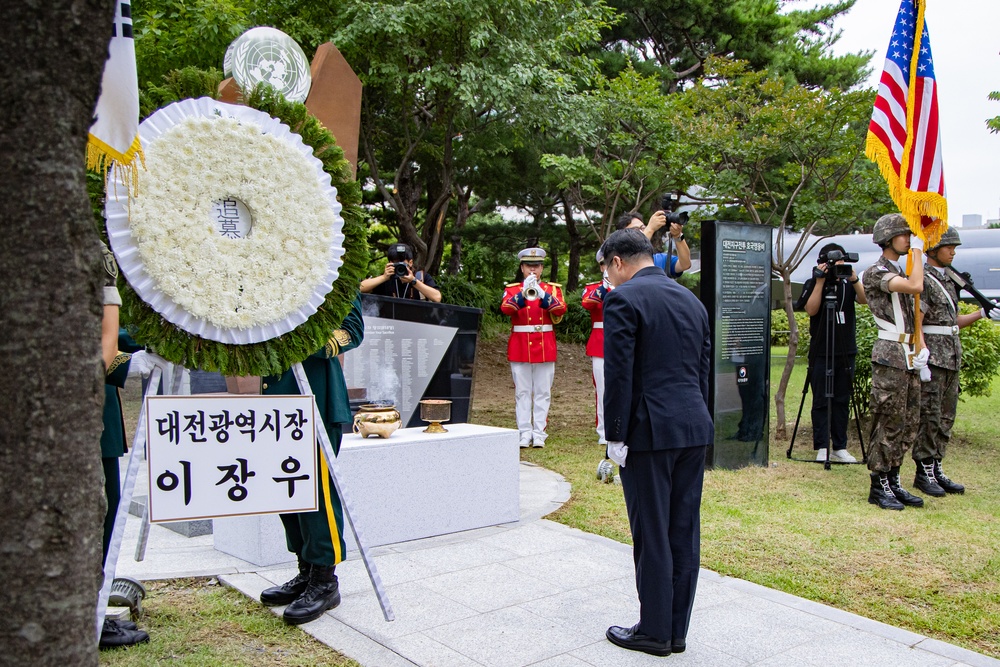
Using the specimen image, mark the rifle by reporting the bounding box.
[944,266,997,314]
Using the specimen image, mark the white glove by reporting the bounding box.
[983,301,1000,322]
[607,441,628,467]
[911,347,930,370]
[919,366,932,382]
[523,273,538,291]
[602,271,612,290]
[911,235,924,252]
[127,351,165,378]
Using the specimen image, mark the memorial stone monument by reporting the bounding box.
[700,221,772,469]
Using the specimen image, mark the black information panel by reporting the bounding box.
[700,221,771,469]
[344,295,482,428]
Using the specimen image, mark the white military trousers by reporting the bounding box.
[592,356,606,444]
[510,361,555,446]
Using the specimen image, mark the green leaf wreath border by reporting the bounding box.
[118,85,369,376]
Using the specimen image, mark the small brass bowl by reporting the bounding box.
[419,399,452,433]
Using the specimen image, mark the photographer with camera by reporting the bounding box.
[794,243,866,464]
[617,195,691,279]
[360,243,442,302]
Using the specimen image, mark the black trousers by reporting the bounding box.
[809,354,855,450]
[618,445,706,643]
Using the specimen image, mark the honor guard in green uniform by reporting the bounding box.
[915,228,999,496]
[259,295,364,625]
[862,214,928,511]
[98,242,151,649]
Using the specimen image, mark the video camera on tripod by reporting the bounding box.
[658,193,689,226]
[815,248,859,280]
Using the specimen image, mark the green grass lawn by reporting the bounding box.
[100,579,360,666]
[507,349,1000,658]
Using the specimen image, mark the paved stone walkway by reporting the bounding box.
[115,461,998,667]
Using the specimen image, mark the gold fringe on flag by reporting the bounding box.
[86,132,145,199]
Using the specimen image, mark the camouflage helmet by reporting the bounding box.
[928,227,962,252]
[872,213,911,246]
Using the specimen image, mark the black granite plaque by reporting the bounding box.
[700,221,772,469]
[344,295,483,428]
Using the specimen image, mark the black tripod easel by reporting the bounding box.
[786,281,867,469]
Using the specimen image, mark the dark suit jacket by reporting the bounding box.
[603,265,714,450]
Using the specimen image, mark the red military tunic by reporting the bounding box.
[581,281,606,358]
[501,281,567,362]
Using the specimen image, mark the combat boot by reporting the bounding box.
[868,472,904,510]
[260,558,310,606]
[283,564,340,625]
[888,467,924,507]
[933,460,965,494]
[914,458,946,497]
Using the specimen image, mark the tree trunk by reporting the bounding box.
[773,271,801,440]
[561,194,581,292]
[447,186,474,275]
[1,1,112,664]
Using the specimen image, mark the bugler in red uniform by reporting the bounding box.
[501,281,567,362]
[582,273,610,445]
[503,247,566,447]
[581,281,606,358]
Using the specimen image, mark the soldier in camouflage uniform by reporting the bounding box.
[862,214,928,510]
[915,228,999,496]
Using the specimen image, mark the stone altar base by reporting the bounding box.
[213,424,520,566]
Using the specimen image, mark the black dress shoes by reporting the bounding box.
[671,638,686,653]
[99,618,150,649]
[606,624,671,657]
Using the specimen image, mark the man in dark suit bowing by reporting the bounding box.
[601,229,714,657]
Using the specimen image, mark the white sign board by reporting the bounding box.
[146,395,317,522]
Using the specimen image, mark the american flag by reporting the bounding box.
[865,0,948,244]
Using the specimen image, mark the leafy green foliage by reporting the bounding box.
[435,274,507,337]
[133,0,248,89]
[120,85,369,375]
[555,299,594,345]
[771,309,811,349]
[852,303,1000,417]
[140,66,223,118]
[599,0,870,90]
[852,307,878,415]
[989,91,1000,134]
[956,303,1000,397]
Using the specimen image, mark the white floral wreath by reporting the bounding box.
[105,98,345,345]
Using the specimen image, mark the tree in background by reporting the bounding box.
[327,0,612,272]
[541,66,697,244]
[133,0,248,87]
[598,0,870,90]
[2,0,112,663]
[989,90,1000,134]
[674,58,890,435]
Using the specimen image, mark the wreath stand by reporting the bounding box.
[97,362,394,640]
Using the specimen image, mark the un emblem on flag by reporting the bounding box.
[226,27,312,103]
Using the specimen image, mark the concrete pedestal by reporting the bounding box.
[213,424,519,566]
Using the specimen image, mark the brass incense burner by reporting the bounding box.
[419,399,452,433]
[353,403,401,439]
